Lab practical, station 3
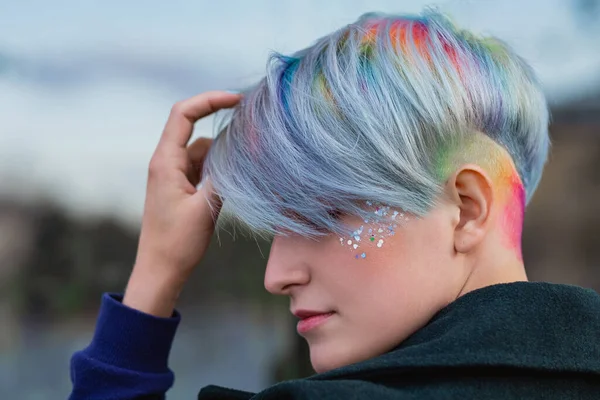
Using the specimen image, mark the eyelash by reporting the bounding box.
[287,209,343,232]
[327,209,343,219]
[315,210,344,232]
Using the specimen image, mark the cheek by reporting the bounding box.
[323,227,415,306]
[333,216,456,312]
[323,206,456,301]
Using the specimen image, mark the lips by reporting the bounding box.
[293,310,335,334]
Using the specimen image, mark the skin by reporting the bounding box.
[124,91,528,374]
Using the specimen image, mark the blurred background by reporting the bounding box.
[0,0,599,398]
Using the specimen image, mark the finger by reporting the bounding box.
[159,91,241,149]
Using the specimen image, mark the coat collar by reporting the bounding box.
[308,281,600,381]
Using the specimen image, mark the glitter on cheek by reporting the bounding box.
[339,200,408,260]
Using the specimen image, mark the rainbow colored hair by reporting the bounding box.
[204,10,550,246]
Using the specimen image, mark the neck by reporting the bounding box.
[456,230,528,298]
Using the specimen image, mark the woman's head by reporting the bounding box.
[204,10,550,372]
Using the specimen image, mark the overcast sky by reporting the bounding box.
[1,0,599,225]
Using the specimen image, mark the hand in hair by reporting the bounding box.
[123,91,242,318]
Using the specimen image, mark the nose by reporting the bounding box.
[264,235,311,295]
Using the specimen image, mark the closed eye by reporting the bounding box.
[327,209,343,219]
[283,209,343,233]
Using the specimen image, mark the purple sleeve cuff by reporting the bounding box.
[84,292,181,373]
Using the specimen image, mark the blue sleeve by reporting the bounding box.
[69,293,181,400]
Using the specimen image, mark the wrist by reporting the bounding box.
[123,262,187,318]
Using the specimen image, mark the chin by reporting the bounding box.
[309,343,366,374]
[310,355,339,374]
[308,336,398,374]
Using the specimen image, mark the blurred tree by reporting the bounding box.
[12,200,140,321]
[16,203,73,320]
[8,199,285,320]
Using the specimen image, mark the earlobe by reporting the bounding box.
[446,165,494,254]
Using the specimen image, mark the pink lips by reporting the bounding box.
[295,311,335,334]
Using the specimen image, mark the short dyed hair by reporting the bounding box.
[204,9,550,240]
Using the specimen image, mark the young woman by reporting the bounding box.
[69,10,600,399]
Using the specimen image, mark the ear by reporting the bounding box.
[445,164,494,254]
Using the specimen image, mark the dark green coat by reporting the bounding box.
[198,281,600,399]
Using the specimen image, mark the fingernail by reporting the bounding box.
[225,90,240,94]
